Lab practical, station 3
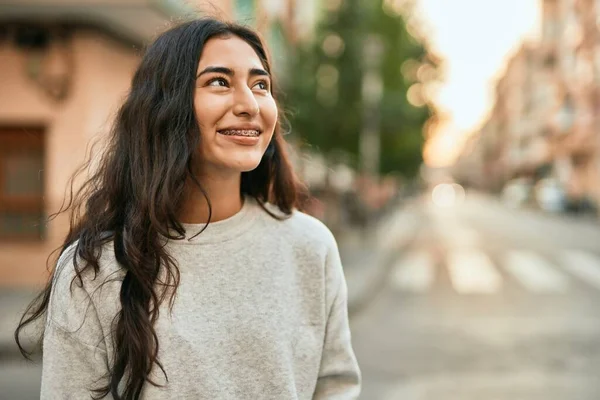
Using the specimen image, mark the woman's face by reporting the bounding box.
[193,36,277,176]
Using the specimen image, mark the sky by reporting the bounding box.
[416,0,541,167]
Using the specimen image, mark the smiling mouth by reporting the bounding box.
[217,129,261,137]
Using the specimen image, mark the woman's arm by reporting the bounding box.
[313,236,361,399]
[41,248,111,399]
[41,321,110,399]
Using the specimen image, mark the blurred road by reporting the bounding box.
[0,360,41,400]
[351,191,600,400]
[5,191,600,399]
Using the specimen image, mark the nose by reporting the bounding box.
[232,86,260,117]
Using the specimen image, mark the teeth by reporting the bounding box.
[219,129,260,137]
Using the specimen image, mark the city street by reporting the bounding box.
[351,191,600,400]
[4,192,600,399]
[3,0,600,399]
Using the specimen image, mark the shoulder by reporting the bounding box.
[52,238,123,290]
[289,209,337,246]
[49,239,123,333]
[260,202,338,256]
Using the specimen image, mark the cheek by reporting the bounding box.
[194,95,228,129]
[261,98,278,129]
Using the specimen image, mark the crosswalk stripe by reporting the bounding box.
[391,250,435,292]
[447,249,502,294]
[503,250,568,293]
[390,247,600,295]
[561,250,600,290]
[440,226,481,248]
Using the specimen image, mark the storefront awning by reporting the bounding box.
[0,0,194,45]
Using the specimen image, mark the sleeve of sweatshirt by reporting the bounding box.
[313,233,362,400]
[41,248,111,399]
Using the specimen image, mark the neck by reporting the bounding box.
[179,171,243,224]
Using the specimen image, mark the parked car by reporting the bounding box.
[501,178,533,208]
[534,178,566,212]
[565,196,598,217]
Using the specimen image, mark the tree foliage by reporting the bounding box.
[283,0,440,178]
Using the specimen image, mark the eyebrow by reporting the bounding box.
[196,66,270,79]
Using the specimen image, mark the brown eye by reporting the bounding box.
[253,81,269,91]
[207,77,228,87]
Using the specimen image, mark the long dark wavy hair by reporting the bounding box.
[15,18,305,400]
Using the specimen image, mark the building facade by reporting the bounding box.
[460,0,600,210]
[0,0,315,286]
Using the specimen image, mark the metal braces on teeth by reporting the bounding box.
[219,130,260,137]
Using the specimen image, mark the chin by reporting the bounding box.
[227,157,264,173]
[239,161,263,172]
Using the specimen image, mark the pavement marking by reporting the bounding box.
[438,225,481,248]
[503,250,569,293]
[447,249,502,294]
[377,209,419,251]
[391,250,435,292]
[382,370,594,400]
[561,250,600,290]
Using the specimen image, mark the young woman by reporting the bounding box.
[15,18,361,400]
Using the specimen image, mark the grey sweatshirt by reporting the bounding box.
[41,197,361,399]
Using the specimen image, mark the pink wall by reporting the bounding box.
[0,30,139,287]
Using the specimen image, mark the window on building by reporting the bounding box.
[555,96,575,134]
[544,54,556,68]
[543,19,559,42]
[0,128,45,240]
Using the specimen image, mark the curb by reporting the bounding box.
[344,202,422,317]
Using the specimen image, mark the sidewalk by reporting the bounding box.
[338,199,422,316]
[0,288,38,359]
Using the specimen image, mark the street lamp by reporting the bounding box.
[360,34,383,175]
